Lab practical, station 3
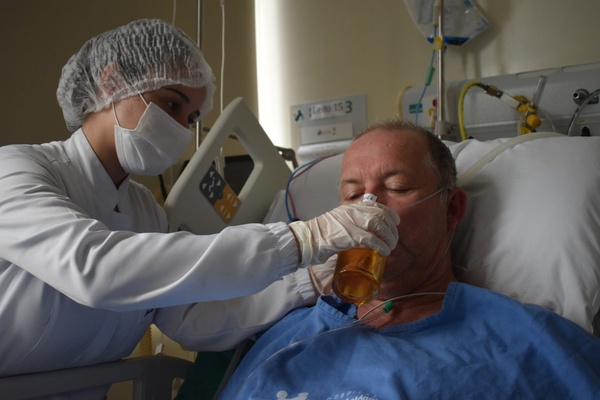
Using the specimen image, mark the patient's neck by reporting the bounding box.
[355,268,457,329]
[356,294,445,329]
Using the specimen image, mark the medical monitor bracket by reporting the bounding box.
[164,97,292,234]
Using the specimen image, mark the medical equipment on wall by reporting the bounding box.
[403,0,490,141]
[402,62,600,140]
[403,0,490,46]
[164,97,292,235]
[292,94,367,164]
[567,87,600,136]
[457,75,547,140]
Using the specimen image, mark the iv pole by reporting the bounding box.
[195,0,203,149]
[433,0,456,140]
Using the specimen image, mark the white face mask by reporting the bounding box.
[113,95,193,176]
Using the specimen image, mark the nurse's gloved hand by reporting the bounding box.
[307,256,337,295]
[289,203,400,268]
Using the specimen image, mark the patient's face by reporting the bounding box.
[340,129,451,297]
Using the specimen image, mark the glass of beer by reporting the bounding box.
[332,247,386,305]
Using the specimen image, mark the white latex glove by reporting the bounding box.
[307,256,337,295]
[289,203,400,268]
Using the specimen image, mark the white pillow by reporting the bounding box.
[265,132,600,332]
[450,132,600,332]
[262,155,343,224]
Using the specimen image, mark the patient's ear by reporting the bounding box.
[446,187,467,231]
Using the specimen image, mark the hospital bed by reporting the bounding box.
[2,65,600,398]
[0,355,193,399]
[275,132,600,335]
[174,92,600,396]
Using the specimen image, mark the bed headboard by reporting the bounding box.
[165,98,292,235]
[266,132,600,333]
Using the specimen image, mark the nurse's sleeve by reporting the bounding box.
[0,147,301,311]
[153,268,317,351]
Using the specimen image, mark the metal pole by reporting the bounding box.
[436,0,444,127]
[195,0,203,148]
[433,0,456,140]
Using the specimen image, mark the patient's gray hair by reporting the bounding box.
[353,119,457,200]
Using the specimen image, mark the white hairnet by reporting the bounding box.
[57,19,216,132]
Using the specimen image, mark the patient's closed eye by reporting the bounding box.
[387,187,411,194]
[342,191,365,202]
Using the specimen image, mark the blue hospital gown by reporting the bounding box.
[220,282,600,400]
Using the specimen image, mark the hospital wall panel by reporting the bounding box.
[254,0,600,150]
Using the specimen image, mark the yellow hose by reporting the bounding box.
[458,81,483,141]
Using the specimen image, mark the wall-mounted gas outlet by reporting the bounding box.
[573,88,599,105]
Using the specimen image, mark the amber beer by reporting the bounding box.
[332,247,386,305]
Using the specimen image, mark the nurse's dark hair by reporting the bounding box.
[353,119,457,197]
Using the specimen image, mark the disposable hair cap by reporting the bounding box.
[57,19,216,132]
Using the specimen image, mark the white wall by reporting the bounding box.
[255,0,600,150]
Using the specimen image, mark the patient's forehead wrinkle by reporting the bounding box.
[341,166,415,184]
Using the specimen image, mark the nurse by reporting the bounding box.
[0,18,399,384]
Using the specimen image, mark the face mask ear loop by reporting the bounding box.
[113,95,149,129]
[139,93,149,107]
[112,102,122,128]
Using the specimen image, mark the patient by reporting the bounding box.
[218,120,600,399]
